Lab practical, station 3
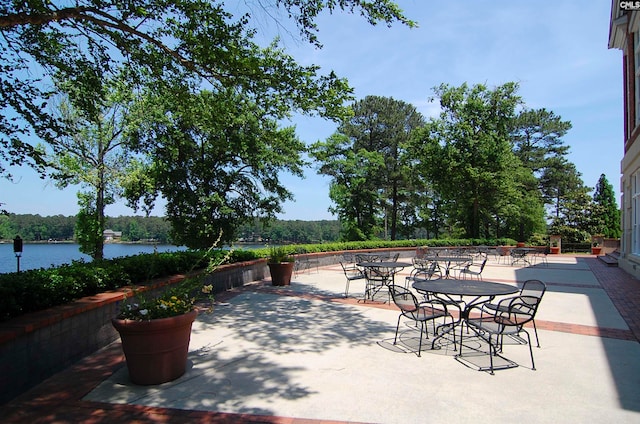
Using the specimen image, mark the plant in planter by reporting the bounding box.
[591,241,603,255]
[267,246,295,286]
[550,241,560,254]
[112,246,227,385]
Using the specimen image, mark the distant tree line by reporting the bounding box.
[0,214,341,245]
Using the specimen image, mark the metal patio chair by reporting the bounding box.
[481,279,546,347]
[340,258,366,298]
[459,294,541,374]
[458,257,487,280]
[389,284,454,357]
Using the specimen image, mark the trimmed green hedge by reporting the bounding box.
[0,238,517,321]
[0,249,251,322]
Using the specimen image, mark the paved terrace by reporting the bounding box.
[1,254,640,423]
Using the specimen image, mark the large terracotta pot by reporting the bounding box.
[591,247,603,255]
[112,310,197,385]
[268,262,295,286]
[550,246,560,254]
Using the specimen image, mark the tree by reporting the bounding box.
[311,96,424,240]
[592,174,621,238]
[123,87,309,249]
[0,0,413,196]
[46,76,139,259]
[413,82,540,239]
[539,157,586,220]
[510,108,572,174]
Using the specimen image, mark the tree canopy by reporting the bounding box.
[1,0,413,248]
[311,95,424,240]
[312,84,585,243]
[0,0,413,179]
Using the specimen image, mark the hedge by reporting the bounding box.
[0,238,517,321]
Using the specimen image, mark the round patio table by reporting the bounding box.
[356,261,411,301]
[412,279,518,349]
[424,256,472,279]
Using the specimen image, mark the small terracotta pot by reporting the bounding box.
[112,310,197,385]
[591,247,603,255]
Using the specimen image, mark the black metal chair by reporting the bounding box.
[481,279,546,347]
[389,284,454,357]
[340,259,366,298]
[405,258,442,289]
[458,257,487,280]
[363,266,392,302]
[460,294,541,374]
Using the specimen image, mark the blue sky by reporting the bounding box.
[1,1,622,221]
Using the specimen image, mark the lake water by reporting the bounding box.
[0,243,188,274]
[0,242,271,274]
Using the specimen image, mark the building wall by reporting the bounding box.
[610,1,640,279]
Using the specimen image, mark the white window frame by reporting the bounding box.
[635,32,640,126]
[632,171,640,255]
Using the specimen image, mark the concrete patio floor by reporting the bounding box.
[2,253,640,423]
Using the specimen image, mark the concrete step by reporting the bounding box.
[598,253,618,267]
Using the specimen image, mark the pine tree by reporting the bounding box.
[593,174,621,238]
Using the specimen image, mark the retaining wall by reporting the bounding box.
[0,248,414,404]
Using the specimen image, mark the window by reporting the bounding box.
[635,32,640,126]
[632,171,640,254]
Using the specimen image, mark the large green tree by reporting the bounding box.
[592,173,621,238]
[311,95,424,240]
[124,87,308,248]
[414,82,542,239]
[0,0,413,195]
[507,108,571,240]
[46,76,140,259]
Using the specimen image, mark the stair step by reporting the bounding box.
[599,254,618,267]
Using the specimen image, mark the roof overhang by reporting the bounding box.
[610,0,629,50]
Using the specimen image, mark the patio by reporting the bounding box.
[2,253,640,423]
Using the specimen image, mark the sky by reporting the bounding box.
[0,1,623,221]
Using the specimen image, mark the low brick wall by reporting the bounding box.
[0,248,415,404]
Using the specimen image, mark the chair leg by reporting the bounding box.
[418,321,424,357]
[524,330,536,370]
[488,334,496,375]
[393,315,402,345]
[532,320,540,347]
[344,280,350,298]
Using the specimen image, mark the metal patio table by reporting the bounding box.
[412,279,519,349]
[357,261,411,301]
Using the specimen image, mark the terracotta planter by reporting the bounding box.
[591,247,603,255]
[517,242,525,248]
[550,246,560,254]
[268,262,295,286]
[112,310,197,385]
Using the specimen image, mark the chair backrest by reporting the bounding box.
[340,261,363,278]
[521,279,546,299]
[493,294,541,327]
[478,258,488,272]
[342,253,355,263]
[389,285,419,314]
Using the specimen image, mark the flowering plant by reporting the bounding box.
[117,239,229,321]
[117,279,214,321]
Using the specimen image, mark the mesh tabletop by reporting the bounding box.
[412,279,518,297]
